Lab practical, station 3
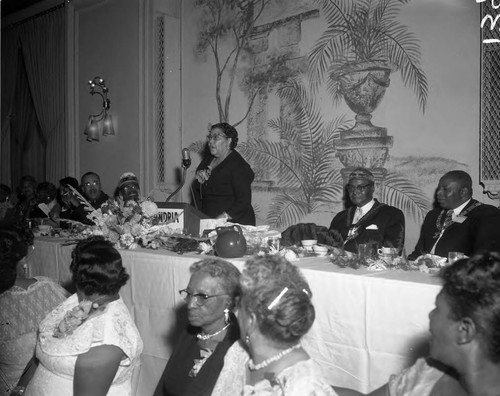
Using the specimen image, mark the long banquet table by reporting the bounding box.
[27,237,441,396]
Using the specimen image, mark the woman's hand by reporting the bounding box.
[74,345,124,396]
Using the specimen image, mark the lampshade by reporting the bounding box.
[102,113,115,136]
[85,117,101,142]
[83,76,115,142]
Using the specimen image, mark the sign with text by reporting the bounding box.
[157,208,184,232]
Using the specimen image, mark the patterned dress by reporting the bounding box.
[0,277,68,396]
[212,341,337,396]
[25,294,143,396]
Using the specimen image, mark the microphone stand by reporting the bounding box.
[166,157,191,202]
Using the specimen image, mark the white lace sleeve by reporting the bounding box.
[388,358,444,396]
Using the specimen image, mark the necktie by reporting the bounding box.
[442,209,454,230]
[353,207,363,224]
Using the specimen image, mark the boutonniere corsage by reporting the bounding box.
[53,300,93,338]
[53,295,118,338]
[196,166,212,184]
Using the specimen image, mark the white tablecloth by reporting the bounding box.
[28,238,441,395]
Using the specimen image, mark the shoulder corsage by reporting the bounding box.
[53,295,118,338]
[196,166,212,185]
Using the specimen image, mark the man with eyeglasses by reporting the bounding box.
[80,172,110,208]
[116,172,141,203]
[329,167,405,254]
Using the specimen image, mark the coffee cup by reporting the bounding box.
[377,247,398,257]
[301,239,317,251]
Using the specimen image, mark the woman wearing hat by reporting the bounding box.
[193,123,256,225]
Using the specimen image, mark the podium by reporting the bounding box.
[155,202,210,237]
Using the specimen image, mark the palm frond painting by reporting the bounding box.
[238,79,352,228]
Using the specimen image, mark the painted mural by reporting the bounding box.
[186,0,475,250]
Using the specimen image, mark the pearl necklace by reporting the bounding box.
[248,344,301,371]
[196,323,230,341]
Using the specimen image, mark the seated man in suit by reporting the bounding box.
[60,172,110,225]
[329,168,405,254]
[408,170,500,260]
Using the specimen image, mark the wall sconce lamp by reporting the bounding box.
[83,76,115,142]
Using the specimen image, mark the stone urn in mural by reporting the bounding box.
[308,0,428,186]
[334,61,395,182]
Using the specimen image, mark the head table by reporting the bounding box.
[27,237,441,396]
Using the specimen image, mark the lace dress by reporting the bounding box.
[0,277,67,396]
[212,341,337,396]
[25,294,143,396]
[388,358,445,396]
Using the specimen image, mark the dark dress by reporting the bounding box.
[193,150,255,225]
[408,199,500,260]
[153,321,240,396]
[329,199,405,254]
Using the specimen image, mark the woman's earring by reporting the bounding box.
[245,335,250,345]
[224,308,230,324]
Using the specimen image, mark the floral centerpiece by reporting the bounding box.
[67,187,178,249]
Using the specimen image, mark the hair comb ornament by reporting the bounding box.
[267,287,288,310]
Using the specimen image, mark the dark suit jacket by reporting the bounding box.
[153,321,239,396]
[329,200,405,254]
[193,150,255,225]
[409,199,500,260]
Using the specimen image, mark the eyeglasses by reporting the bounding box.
[178,289,228,306]
[83,181,100,187]
[206,134,227,142]
[346,183,372,193]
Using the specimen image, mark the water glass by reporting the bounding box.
[448,251,465,264]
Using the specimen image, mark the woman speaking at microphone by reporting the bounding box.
[192,123,256,226]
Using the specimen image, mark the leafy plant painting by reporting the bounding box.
[238,79,352,227]
[308,0,428,112]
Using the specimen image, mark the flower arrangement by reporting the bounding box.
[68,186,178,249]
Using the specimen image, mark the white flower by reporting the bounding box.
[141,200,159,217]
[120,233,135,247]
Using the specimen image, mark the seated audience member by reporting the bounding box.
[408,170,500,260]
[0,184,15,227]
[212,255,336,396]
[116,172,141,202]
[25,236,143,396]
[329,168,405,254]
[154,258,241,396]
[335,252,500,396]
[0,226,68,396]
[81,172,109,208]
[66,172,110,225]
[14,176,38,225]
[58,176,88,226]
[29,182,61,227]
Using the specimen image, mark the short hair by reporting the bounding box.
[36,182,58,200]
[59,177,80,190]
[0,184,11,196]
[440,251,500,362]
[190,257,241,308]
[80,172,101,184]
[70,236,129,296]
[211,122,239,150]
[19,175,37,186]
[0,226,34,293]
[239,255,315,347]
[442,170,472,192]
[348,167,375,184]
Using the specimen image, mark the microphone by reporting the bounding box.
[182,148,191,169]
[166,148,191,202]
